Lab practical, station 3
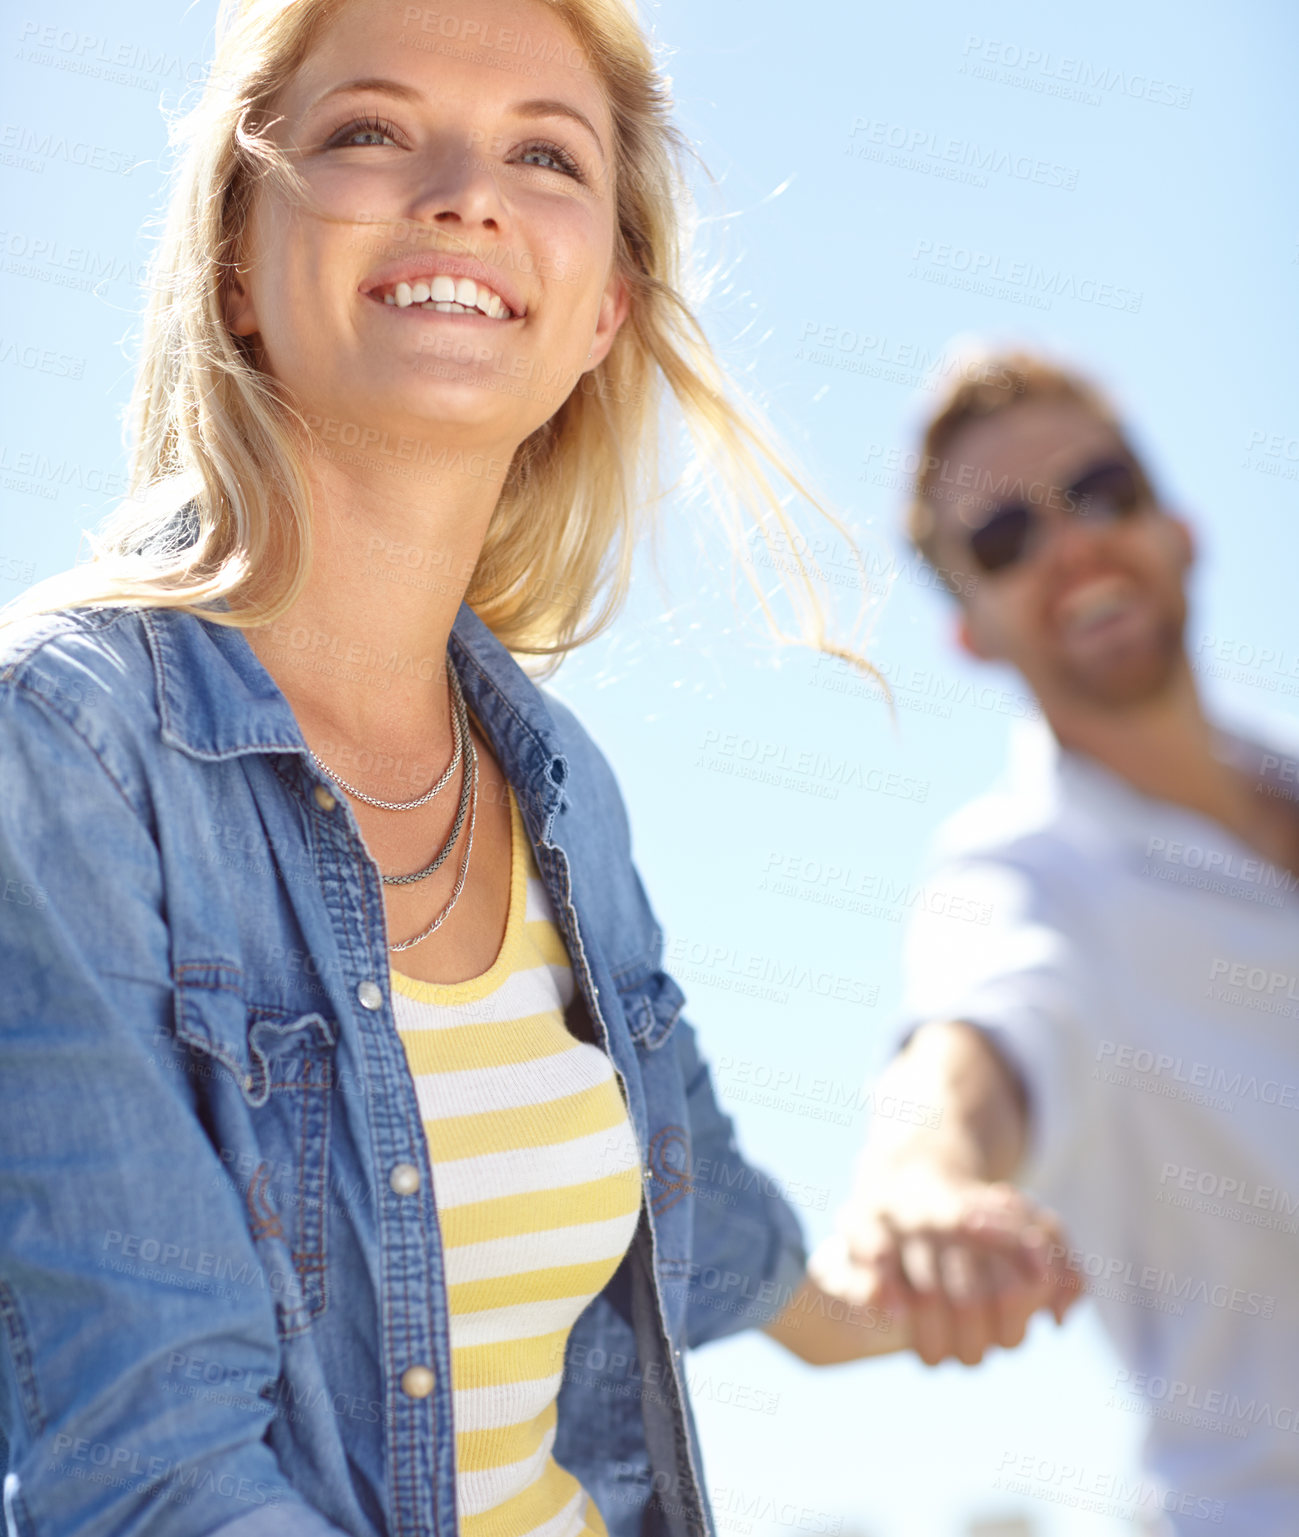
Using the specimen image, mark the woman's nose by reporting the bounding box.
[404,137,506,233]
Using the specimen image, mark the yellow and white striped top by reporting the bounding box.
[391,787,643,1537]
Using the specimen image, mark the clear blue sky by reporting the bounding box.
[3,1,1296,1532]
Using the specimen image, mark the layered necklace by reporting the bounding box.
[308,659,479,953]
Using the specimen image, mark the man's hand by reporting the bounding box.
[830,1165,1082,1366]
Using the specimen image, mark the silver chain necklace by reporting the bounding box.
[380,709,476,887]
[308,661,464,813]
[388,746,479,953]
[306,657,482,950]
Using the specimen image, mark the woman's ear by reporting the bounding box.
[585,271,630,372]
[224,262,260,339]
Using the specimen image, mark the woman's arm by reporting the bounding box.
[761,1262,911,1365]
[661,1008,910,1363]
[667,1011,812,1349]
[0,650,349,1537]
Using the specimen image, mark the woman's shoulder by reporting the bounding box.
[0,603,160,750]
[537,685,604,764]
[538,686,633,840]
[0,600,149,667]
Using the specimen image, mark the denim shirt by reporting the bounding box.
[0,601,807,1537]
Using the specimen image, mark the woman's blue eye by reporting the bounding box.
[517,141,582,179]
[322,120,582,180]
[328,115,400,148]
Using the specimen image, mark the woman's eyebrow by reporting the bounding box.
[511,98,607,163]
[302,77,607,164]
[305,76,425,115]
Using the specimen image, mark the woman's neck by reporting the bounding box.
[246,447,510,752]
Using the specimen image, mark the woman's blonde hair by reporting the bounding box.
[2,0,871,668]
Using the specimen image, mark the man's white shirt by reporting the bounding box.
[898,710,1299,1536]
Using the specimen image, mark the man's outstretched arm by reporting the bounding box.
[824,1019,1080,1367]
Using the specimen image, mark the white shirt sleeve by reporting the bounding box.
[895,852,1091,1194]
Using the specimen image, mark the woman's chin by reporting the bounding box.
[306,379,543,454]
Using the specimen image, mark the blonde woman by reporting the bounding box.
[0,2,909,1535]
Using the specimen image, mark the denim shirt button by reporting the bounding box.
[357,979,384,1011]
[313,784,338,812]
[389,1162,421,1195]
[400,1365,434,1398]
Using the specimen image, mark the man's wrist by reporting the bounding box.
[852,1138,1001,1192]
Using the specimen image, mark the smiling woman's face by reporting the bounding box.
[225,0,628,455]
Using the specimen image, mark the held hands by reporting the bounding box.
[819,1164,1083,1366]
[764,1023,1081,1369]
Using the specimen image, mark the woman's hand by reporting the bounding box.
[759,1234,911,1364]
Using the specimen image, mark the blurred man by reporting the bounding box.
[832,352,1299,1535]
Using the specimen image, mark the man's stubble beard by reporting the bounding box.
[1051,604,1189,713]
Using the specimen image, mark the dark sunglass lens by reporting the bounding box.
[1070,461,1143,520]
[970,502,1032,573]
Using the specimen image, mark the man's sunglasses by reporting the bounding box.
[964,456,1155,576]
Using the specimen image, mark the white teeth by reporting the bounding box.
[1058,576,1134,632]
[377,275,512,316]
[1079,594,1126,622]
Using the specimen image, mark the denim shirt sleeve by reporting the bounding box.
[667,1009,808,1347]
[0,664,349,1536]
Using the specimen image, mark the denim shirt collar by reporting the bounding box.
[142,602,572,842]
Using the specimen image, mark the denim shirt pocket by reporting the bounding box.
[172,962,338,1340]
[615,964,687,1052]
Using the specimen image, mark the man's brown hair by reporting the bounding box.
[907,350,1135,596]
